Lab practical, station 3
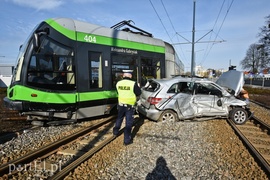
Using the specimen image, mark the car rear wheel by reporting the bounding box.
[230,107,248,125]
[159,110,177,122]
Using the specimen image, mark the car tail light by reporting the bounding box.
[147,97,162,105]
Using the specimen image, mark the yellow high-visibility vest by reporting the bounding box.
[116,79,136,105]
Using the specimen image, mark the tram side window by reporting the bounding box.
[89,52,102,89]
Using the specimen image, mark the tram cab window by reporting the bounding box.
[89,52,102,89]
[27,36,75,90]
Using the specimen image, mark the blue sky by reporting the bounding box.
[0,0,269,72]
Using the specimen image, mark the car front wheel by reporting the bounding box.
[158,110,178,122]
[230,107,248,125]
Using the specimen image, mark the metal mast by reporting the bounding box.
[191,0,196,76]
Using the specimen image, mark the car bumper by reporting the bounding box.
[137,105,162,121]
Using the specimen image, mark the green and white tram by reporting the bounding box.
[4,18,184,124]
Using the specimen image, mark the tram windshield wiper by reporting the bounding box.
[33,28,50,52]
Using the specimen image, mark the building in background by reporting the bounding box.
[0,64,14,87]
[194,65,226,78]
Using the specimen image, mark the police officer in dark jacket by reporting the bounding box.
[113,70,141,145]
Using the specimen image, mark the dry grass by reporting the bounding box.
[0,88,6,94]
[0,88,7,111]
[244,86,270,106]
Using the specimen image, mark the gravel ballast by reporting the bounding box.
[66,118,268,179]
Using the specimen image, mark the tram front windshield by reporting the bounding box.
[27,36,75,91]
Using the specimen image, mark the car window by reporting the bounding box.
[195,82,222,96]
[179,82,192,94]
[167,82,192,94]
[167,83,178,93]
[143,81,160,92]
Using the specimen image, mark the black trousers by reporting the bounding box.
[113,105,135,144]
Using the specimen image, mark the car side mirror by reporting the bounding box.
[217,93,223,98]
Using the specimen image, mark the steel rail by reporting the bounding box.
[49,116,142,180]
[49,130,117,180]
[0,126,40,144]
[0,115,116,176]
[227,118,270,175]
[250,99,270,110]
[251,115,270,130]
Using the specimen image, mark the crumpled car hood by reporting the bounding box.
[215,70,244,96]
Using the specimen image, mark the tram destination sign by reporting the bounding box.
[111,47,138,55]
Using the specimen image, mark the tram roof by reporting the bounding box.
[45,18,165,49]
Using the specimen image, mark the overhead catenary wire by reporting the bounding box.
[200,0,225,65]
[150,0,190,67]
[149,0,172,42]
[150,0,186,66]
[149,0,234,71]
[160,0,188,64]
[199,0,234,67]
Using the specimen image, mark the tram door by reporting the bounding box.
[111,55,161,87]
[111,54,138,86]
[140,57,161,87]
[77,51,106,118]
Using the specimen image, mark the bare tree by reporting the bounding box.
[257,15,270,68]
[241,15,270,73]
[240,43,263,73]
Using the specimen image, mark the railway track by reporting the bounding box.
[0,110,26,120]
[0,126,40,144]
[1,98,269,178]
[0,115,118,179]
[227,114,270,175]
[227,99,270,175]
[250,99,270,110]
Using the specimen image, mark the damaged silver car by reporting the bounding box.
[137,70,252,124]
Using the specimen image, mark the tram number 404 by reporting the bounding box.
[84,35,97,43]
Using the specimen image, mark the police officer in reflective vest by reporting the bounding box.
[113,70,141,145]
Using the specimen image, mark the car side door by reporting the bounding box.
[175,82,197,119]
[193,82,225,116]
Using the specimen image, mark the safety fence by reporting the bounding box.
[245,77,270,88]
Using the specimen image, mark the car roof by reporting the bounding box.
[149,76,211,85]
[151,71,244,96]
